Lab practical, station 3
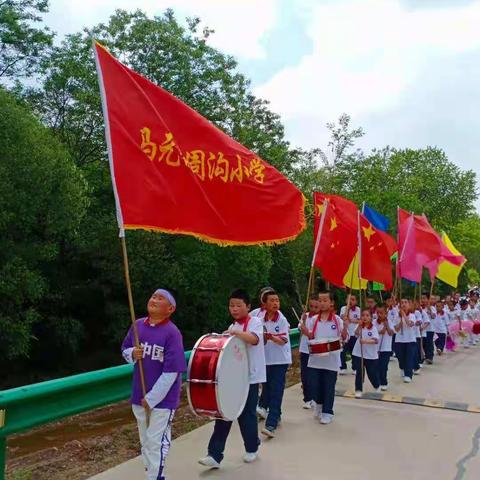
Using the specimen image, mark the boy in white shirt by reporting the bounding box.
[393,298,417,383]
[299,295,320,409]
[200,289,266,468]
[339,294,361,375]
[250,286,274,318]
[366,295,378,321]
[413,300,424,374]
[353,309,380,398]
[300,291,347,425]
[375,305,395,390]
[422,293,435,364]
[258,291,292,438]
[433,300,448,355]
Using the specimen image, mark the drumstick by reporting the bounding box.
[291,307,301,323]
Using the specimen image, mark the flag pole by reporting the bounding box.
[94,41,149,419]
[305,199,329,308]
[357,210,365,385]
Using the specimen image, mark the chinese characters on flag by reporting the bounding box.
[94,42,305,245]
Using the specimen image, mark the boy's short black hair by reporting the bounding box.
[309,294,319,301]
[383,293,392,300]
[377,303,387,310]
[367,294,376,300]
[229,289,251,306]
[421,291,430,299]
[318,290,334,301]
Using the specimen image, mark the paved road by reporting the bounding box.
[91,346,480,480]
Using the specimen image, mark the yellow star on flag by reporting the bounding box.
[330,216,338,231]
[316,203,324,215]
[362,223,375,241]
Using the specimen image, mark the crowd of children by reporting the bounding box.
[121,286,480,477]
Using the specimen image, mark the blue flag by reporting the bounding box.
[363,203,390,232]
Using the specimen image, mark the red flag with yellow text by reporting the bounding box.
[93,42,305,245]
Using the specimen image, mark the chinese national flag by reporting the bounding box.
[313,193,358,288]
[93,42,305,245]
[359,213,397,290]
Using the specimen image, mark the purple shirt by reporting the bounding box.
[121,318,187,409]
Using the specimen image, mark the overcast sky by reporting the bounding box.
[45,0,479,209]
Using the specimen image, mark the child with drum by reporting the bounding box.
[121,288,187,480]
[258,290,292,438]
[199,289,266,468]
[300,290,347,424]
[353,308,380,398]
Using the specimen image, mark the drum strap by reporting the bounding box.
[311,312,335,338]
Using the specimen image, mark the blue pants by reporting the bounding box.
[259,364,288,429]
[208,384,260,463]
[300,353,313,402]
[414,338,424,370]
[354,357,380,391]
[310,368,337,415]
[394,342,416,379]
[424,331,435,361]
[378,351,391,386]
[435,333,446,352]
[340,336,357,370]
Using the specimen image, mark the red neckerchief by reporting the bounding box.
[143,317,170,327]
[363,321,373,330]
[312,311,335,337]
[308,311,316,317]
[370,307,377,314]
[265,311,280,322]
[235,315,251,332]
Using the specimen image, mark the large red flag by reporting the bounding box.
[359,213,396,289]
[313,193,358,288]
[93,42,305,245]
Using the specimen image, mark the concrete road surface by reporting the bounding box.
[91,346,480,480]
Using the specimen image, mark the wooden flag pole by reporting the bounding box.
[357,210,365,385]
[305,199,329,308]
[120,235,149,423]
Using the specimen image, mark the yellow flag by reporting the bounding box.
[436,232,466,288]
[343,252,368,290]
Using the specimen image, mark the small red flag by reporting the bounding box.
[313,193,358,288]
[93,42,305,245]
[359,213,396,289]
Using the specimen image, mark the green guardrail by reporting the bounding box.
[0,329,299,479]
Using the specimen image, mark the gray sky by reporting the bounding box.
[45,0,479,209]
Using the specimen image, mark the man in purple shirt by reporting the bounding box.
[122,288,186,480]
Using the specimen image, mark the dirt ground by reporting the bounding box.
[6,353,301,480]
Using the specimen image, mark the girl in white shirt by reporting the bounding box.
[433,301,448,355]
[393,298,417,383]
[353,309,380,398]
[374,305,395,391]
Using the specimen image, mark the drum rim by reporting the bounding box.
[186,333,211,418]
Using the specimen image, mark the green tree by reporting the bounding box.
[0,88,87,364]
[0,0,53,79]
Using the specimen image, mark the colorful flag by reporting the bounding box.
[426,232,466,286]
[363,203,390,231]
[93,42,305,245]
[313,193,358,288]
[359,213,397,290]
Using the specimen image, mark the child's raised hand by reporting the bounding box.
[133,346,144,360]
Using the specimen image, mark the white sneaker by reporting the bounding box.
[256,406,267,419]
[351,370,357,375]
[313,402,322,418]
[339,369,347,375]
[380,385,388,391]
[243,452,258,463]
[403,376,412,383]
[198,456,220,469]
[355,391,362,398]
[413,370,420,375]
[261,426,275,438]
[419,363,424,368]
[320,413,333,424]
[302,401,312,409]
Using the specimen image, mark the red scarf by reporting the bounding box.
[312,311,336,337]
[265,311,280,322]
[235,315,251,332]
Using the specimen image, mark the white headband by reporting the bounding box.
[154,289,176,308]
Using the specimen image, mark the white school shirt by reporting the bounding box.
[250,307,265,319]
[394,313,417,343]
[432,313,448,334]
[306,314,344,372]
[229,316,266,384]
[374,318,395,352]
[422,308,434,333]
[263,312,292,365]
[299,312,316,354]
[340,305,361,337]
[414,310,423,338]
[446,309,459,326]
[467,306,478,322]
[352,325,379,360]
